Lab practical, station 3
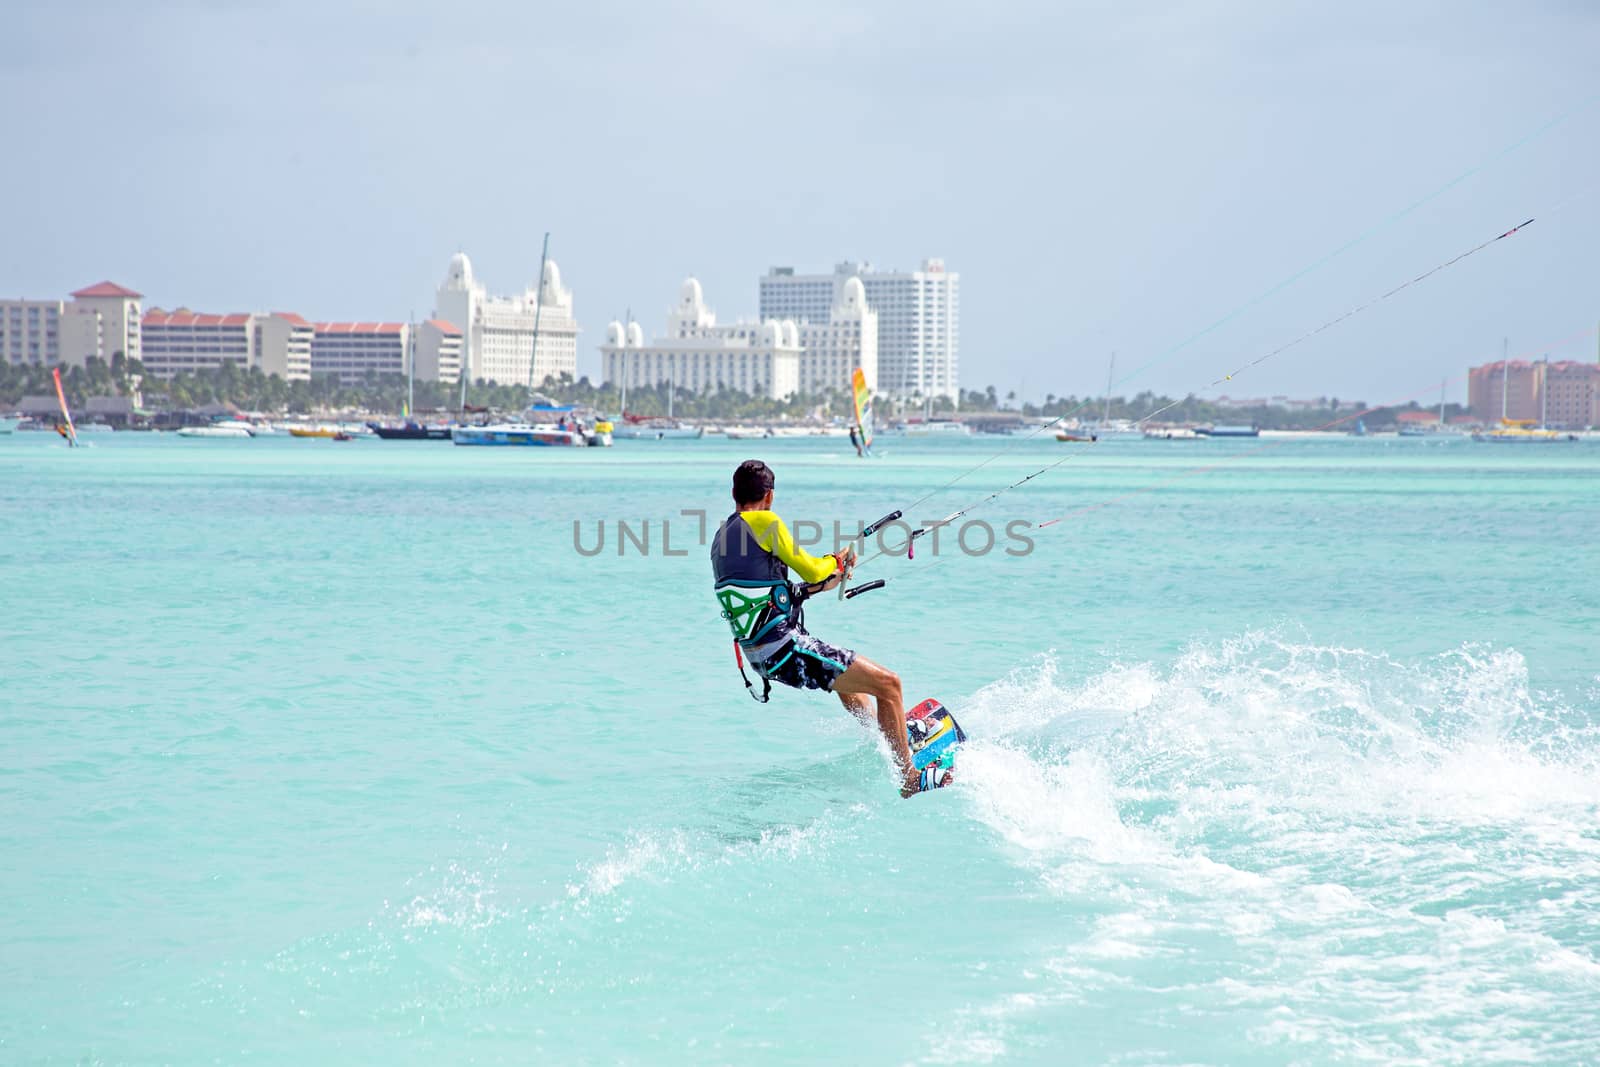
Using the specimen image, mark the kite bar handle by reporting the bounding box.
[860,510,902,539]
[843,579,885,600]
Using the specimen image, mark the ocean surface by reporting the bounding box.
[2,430,1598,1065]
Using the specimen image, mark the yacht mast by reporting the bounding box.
[620,308,630,416]
[525,232,550,392]
[1501,338,1509,422]
[1102,352,1116,425]
[1540,354,1548,429]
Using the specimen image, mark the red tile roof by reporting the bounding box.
[143,308,251,327]
[312,322,406,335]
[73,281,142,299]
[273,312,313,327]
[425,318,462,335]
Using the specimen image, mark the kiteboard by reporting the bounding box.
[906,698,965,793]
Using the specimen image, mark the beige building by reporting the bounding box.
[255,312,313,380]
[141,308,310,381]
[414,319,463,384]
[0,298,63,365]
[311,322,407,385]
[60,282,143,366]
[3,281,142,367]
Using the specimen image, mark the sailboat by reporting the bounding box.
[614,350,704,439]
[1078,352,1140,439]
[370,318,452,439]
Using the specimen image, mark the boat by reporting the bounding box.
[288,426,338,438]
[1080,355,1143,439]
[1055,429,1097,442]
[1471,420,1576,443]
[177,424,253,438]
[1196,424,1260,438]
[899,420,972,436]
[332,431,354,442]
[613,415,704,440]
[368,421,453,440]
[724,426,772,440]
[451,422,590,447]
[1144,427,1200,440]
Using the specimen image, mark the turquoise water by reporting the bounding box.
[3,432,1598,1064]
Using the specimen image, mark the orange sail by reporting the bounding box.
[52,368,79,447]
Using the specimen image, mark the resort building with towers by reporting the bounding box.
[600,278,801,401]
[433,252,578,388]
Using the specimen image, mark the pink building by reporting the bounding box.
[1468,360,1542,423]
[1543,361,1600,429]
[1468,359,1600,429]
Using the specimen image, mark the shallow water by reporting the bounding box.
[2,432,1597,1064]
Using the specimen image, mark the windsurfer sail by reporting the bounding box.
[52,368,79,448]
[851,368,873,458]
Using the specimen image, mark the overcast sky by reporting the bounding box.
[5,0,1597,403]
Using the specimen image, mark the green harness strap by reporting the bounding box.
[715,583,776,640]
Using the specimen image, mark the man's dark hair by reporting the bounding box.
[732,459,774,504]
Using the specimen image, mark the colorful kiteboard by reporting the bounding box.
[906,698,965,793]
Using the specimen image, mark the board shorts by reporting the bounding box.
[754,629,856,692]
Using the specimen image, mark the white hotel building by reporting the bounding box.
[434,252,579,388]
[760,260,958,401]
[795,275,876,397]
[140,308,312,380]
[601,279,801,401]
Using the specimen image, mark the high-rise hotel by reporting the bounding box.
[760,259,958,401]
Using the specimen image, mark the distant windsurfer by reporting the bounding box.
[848,425,863,457]
[711,460,950,796]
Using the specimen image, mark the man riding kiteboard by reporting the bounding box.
[711,459,953,796]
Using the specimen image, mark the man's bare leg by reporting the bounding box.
[837,690,874,727]
[833,656,922,796]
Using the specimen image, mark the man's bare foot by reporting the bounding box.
[900,763,955,798]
